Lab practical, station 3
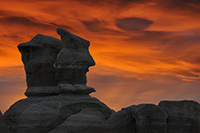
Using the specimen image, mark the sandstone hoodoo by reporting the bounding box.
[55,28,96,94]
[18,28,95,96]
[18,34,62,96]
[1,28,200,133]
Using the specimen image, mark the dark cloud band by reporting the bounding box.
[116,17,153,31]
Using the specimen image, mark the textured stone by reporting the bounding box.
[3,95,112,133]
[49,106,136,133]
[55,28,95,92]
[18,28,96,96]
[103,108,136,133]
[25,84,95,96]
[25,86,60,96]
[18,34,62,89]
[127,104,168,133]
[55,27,95,68]
[73,84,95,94]
[159,100,200,133]
[0,110,11,133]
[49,108,106,133]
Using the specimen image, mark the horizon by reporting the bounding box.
[0,0,200,113]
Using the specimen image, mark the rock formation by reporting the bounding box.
[1,28,200,133]
[18,34,62,96]
[127,104,168,133]
[159,100,200,133]
[2,28,112,133]
[0,110,11,133]
[55,28,95,94]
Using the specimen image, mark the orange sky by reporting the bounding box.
[0,0,200,113]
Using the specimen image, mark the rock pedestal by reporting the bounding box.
[3,95,112,133]
[1,28,200,133]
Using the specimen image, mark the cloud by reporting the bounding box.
[1,34,21,39]
[81,19,125,35]
[50,22,73,30]
[0,49,7,56]
[0,9,8,16]
[116,17,153,31]
[126,31,173,43]
[0,66,25,82]
[88,73,138,86]
[81,19,105,32]
[89,70,200,110]
[125,31,200,64]
[0,34,24,44]
[165,0,200,9]
[176,70,200,80]
[154,0,200,17]
[0,66,26,113]
[75,0,121,6]
[75,0,148,6]
[0,16,72,34]
[0,16,54,29]
[0,9,26,18]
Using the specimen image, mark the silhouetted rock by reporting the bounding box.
[3,95,112,133]
[0,110,11,133]
[49,107,136,133]
[103,108,136,133]
[18,28,95,96]
[49,108,105,133]
[127,104,168,133]
[159,100,200,133]
[18,34,62,96]
[55,28,95,94]
[55,27,95,68]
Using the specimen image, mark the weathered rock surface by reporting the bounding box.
[25,84,95,96]
[55,28,95,93]
[2,98,200,133]
[127,104,168,133]
[18,28,95,96]
[103,108,136,133]
[18,34,62,89]
[159,100,200,133]
[2,96,136,133]
[3,95,112,133]
[0,110,11,133]
[55,27,95,68]
[49,108,106,133]
[49,107,136,133]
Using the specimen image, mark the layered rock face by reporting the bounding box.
[1,28,200,133]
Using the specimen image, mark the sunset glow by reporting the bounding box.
[0,0,200,113]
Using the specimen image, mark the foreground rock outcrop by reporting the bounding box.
[127,104,168,133]
[159,100,200,133]
[3,95,112,133]
[1,28,200,133]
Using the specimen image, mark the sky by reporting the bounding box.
[0,0,200,113]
